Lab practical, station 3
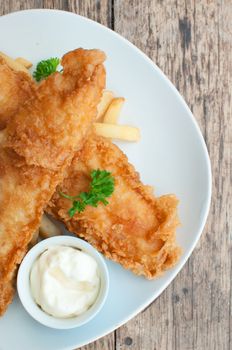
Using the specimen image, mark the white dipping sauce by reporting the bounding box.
[30,246,100,318]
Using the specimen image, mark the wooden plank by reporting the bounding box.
[114,1,232,349]
[0,0,111,27]
[68,0,112,27]
[0,0,68,14]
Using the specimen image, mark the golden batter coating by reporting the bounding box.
[0,49,106,315]
[48,134,181,279]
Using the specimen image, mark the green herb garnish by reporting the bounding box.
[33,57,60,82]
[60,169,115,217]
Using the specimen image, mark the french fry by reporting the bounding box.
[96,90,114,121]
[39,214,62,239]
[94,122,140,142]
[15,57,33,69]
[29,229,39,248]
[103,97,125,124]
[0,52,30,75]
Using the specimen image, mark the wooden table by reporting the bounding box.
[1,1,231,349]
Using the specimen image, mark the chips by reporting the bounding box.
[29,229,39,248]
[94,123,140,142]
[96,90,114,120]
[0,52,31,75]
[95,93,140,142]
[15,57,33,69]
[103,97,125,124]
[39,214,62,239]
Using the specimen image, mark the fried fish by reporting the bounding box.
[48,134,181,279]
[0,49,106,315]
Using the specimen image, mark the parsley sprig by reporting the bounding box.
[60,170,115,217]
[33,57,60,82]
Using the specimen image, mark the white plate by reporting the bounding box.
[0,9,211,350]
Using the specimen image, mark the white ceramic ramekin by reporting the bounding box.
[17,236,109,329]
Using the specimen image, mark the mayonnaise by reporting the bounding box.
[30,246,100,318]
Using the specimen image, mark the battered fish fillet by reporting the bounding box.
[0,48,106,315]
[0,56,35,130]
[48,134,181,279]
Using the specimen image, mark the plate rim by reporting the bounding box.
[0,8,212,349]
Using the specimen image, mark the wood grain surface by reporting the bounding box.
[0,1,231,350]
